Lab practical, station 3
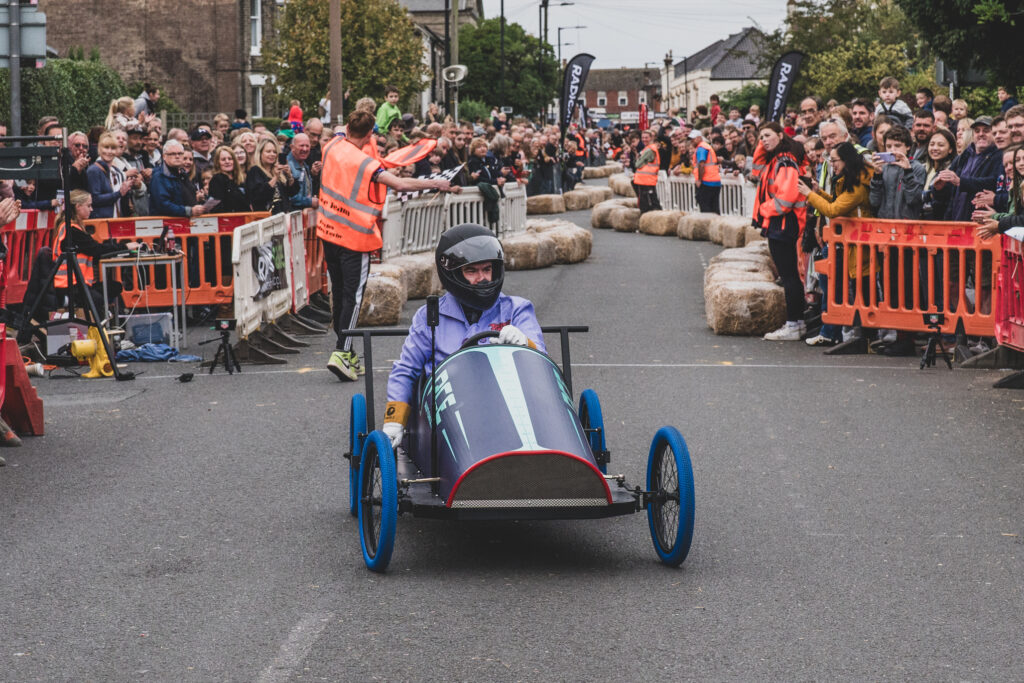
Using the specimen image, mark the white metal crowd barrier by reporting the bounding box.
[380,184,527,259]
[657,174,756,218]
[232,213,296,339]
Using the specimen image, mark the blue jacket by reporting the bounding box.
[287,153,313,209]
[386,292,545,406]
[150,162,194,217]
[86,160,124,218]
[945,143,1002,222]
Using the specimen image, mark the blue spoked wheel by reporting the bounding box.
[578,389,608,474]
[358,430,398,572]
[646,426,695,567]
[349,394,367,517]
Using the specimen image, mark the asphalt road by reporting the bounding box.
[2,202,1023,682]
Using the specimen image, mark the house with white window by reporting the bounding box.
[580,67,663,123]
[661,27,765,117]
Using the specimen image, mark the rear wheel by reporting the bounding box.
[358,431,397,572]
[349,394,367,517]
[578,389,608,474]
[646,426,695,567]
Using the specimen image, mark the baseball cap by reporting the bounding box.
[189,128,212,141]
[971,116,993,129]
[688,129,703,139]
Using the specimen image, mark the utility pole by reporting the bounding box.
[329,0,343,125]
[452,0,459,121]
[444,0,451,116]
[10,0,22,136]
[500,0,505,108]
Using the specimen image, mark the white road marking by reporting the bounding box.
[256,612,333,683]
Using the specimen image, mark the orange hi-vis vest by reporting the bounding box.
[317,138,386,252]
[53,222,94,288]
[633,143,660,186]
[572,132,586,158]
[693,140,721,184]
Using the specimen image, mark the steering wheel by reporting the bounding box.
[459,330,500,350]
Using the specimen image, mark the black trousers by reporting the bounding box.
[633,183,662,214]
[696,184,721,214]
[768,238,804,322]
[322,240,370,352]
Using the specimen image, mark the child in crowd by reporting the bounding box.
[875,77,913,129]
[375,85,402,133]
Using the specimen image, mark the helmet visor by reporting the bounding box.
[438,234,504,272]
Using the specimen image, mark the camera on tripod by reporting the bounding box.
[216,319,237,331]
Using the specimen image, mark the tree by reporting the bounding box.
[717,82,768,115]
[265,0,428,118]
[458,18,559,117]
[895,0,1024,87]
[755,0,936,105]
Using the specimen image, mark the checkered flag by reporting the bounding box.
[395,164,463,203]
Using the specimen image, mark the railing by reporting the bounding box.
[654,173,755,217]
[381,184,527,259]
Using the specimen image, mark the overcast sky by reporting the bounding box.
[480,0,788,70]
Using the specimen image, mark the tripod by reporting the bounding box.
[200,327,240,375]
[920,320,953,370]
[4,134,133,381]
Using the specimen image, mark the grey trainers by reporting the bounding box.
[764,321,805,341]
[327,350,358,381]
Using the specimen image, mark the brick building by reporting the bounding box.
[580,67,663,124]
[41,0,278,118]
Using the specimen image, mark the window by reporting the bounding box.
[250,0,262,56]
[638,90,647,105]
[597,91,607,107]
[249,74,266,118]
[618,90,628,107]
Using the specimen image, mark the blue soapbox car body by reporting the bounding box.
[344,326,695,572]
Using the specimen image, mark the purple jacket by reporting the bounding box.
[386,293,545,406]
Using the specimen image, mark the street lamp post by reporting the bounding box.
[557,25,586,64]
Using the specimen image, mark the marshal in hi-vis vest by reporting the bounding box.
[53,223,94,288]
[317,138,386,252]
[633,143,660,186]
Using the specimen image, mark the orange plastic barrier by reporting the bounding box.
[84,212,268,309]
[301,208,326,301]
[995,235,1024,352]
[819,217,1001,336]
[0,209,57,305]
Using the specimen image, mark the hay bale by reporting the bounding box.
[581,185,613,202]
[676,214,713,241]
[744,225,765,244]
[369,263,407,300]
[709,246,777,277]
[704,280,786,336]
[609,206,641,232]
[562,189,593,211]
[638,210,685,236]
[386,253,442,299]
[526,194,566,215]
[591,198,638,228]
[545,224,593,263]
[608,173,636,197]
[582,163,622,179]
[501,232,558,270]
[707,219,724,245]
[718,216,751,248]
[743,239,771,257]
[358,275,406,326]
[704,262,776,288]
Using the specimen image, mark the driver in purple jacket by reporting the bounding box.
[383,223,545,449]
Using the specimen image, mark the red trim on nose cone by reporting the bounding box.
[445,450,613,508]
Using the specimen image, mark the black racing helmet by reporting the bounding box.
[435,223,505,310]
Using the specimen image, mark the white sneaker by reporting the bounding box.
[764,321,805,341]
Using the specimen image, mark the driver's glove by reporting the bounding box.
[382,401,410,450]
[497,324,528,346]
[382,421,404,450]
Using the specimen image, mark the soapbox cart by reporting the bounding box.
[343,324,695,572]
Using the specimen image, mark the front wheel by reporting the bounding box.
[646,426,695,567]
[358,431,398,572]
[349,394,367,517]
[578,389,608,474]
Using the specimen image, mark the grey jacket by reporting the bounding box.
[869,159,925,219]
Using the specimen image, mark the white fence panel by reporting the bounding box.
[285,212,309,313]
[231,219,265,339]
